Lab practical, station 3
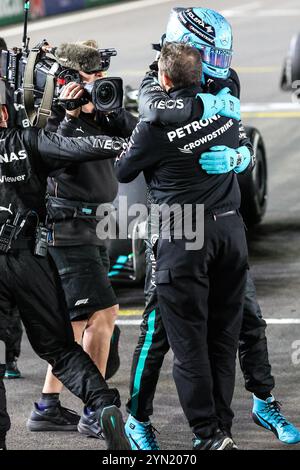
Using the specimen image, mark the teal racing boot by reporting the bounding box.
[252,395,300,444]
[125,415,160,450]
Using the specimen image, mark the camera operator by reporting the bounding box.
[27,40,138,438]
[0,78,130,450]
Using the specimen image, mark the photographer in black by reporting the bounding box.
[0,78,130,450]
[27,40,137,438]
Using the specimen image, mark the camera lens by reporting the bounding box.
[96,81,116,106]
[90,78,123,112]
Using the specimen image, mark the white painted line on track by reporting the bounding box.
[1,0,174,37]
[117,319,142,326]
[222,9,300,18]
[117,318,300,326]
[265,319,300,325]
[241,102,300,112]
[221,1,262,17]
[253,9,300,17]
[241,102,300,118]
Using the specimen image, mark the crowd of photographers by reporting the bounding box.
[1,6,300,452]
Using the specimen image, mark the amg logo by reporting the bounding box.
[167,115,220,142]
[0,174,26,183]
[154,99,184,110]
[0,150,27,164]
[75,298,89,307]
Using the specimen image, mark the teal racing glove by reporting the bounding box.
[217,87,241,121]
[197,87,241,121]
[199,145,251,174]
[233,145,251,174]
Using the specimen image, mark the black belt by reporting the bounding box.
[47,196,100,221]
[9,238,34,251]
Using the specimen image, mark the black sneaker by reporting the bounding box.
[26,402,80,432]
[0,434,6,451]
[78,405,131,449]
[193,429,234,450]
[4,361,21,379]
[78,407,104,439]
[222,429,238,450]
[105,326,121,380]
[100,405,131,450]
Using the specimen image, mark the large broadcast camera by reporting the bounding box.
[0,1,123,128]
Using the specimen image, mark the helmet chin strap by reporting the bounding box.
[203,63,230,80]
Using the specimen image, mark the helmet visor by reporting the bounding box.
[193,43,233,69]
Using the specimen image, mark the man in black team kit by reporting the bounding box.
[117,42,249,450]
[124,7,300,449]
[0,37,23,381]
[0,79,130,451]
[0,337,10,450]
[27,40,137,438]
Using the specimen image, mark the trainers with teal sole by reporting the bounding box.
[4,361,21,379]
[100,406,131,450]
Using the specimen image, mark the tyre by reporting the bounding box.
[238,126,268,228]
[280,32,300,90]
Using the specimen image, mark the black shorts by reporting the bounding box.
[49,245,117,321]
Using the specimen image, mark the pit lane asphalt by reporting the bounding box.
[3,0,300,451]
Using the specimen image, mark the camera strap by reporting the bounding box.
[23,50,58,128]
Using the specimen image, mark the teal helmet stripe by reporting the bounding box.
[178,8,216,46]
[131,309,156,417]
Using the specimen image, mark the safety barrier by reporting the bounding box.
[0,0,122,27]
